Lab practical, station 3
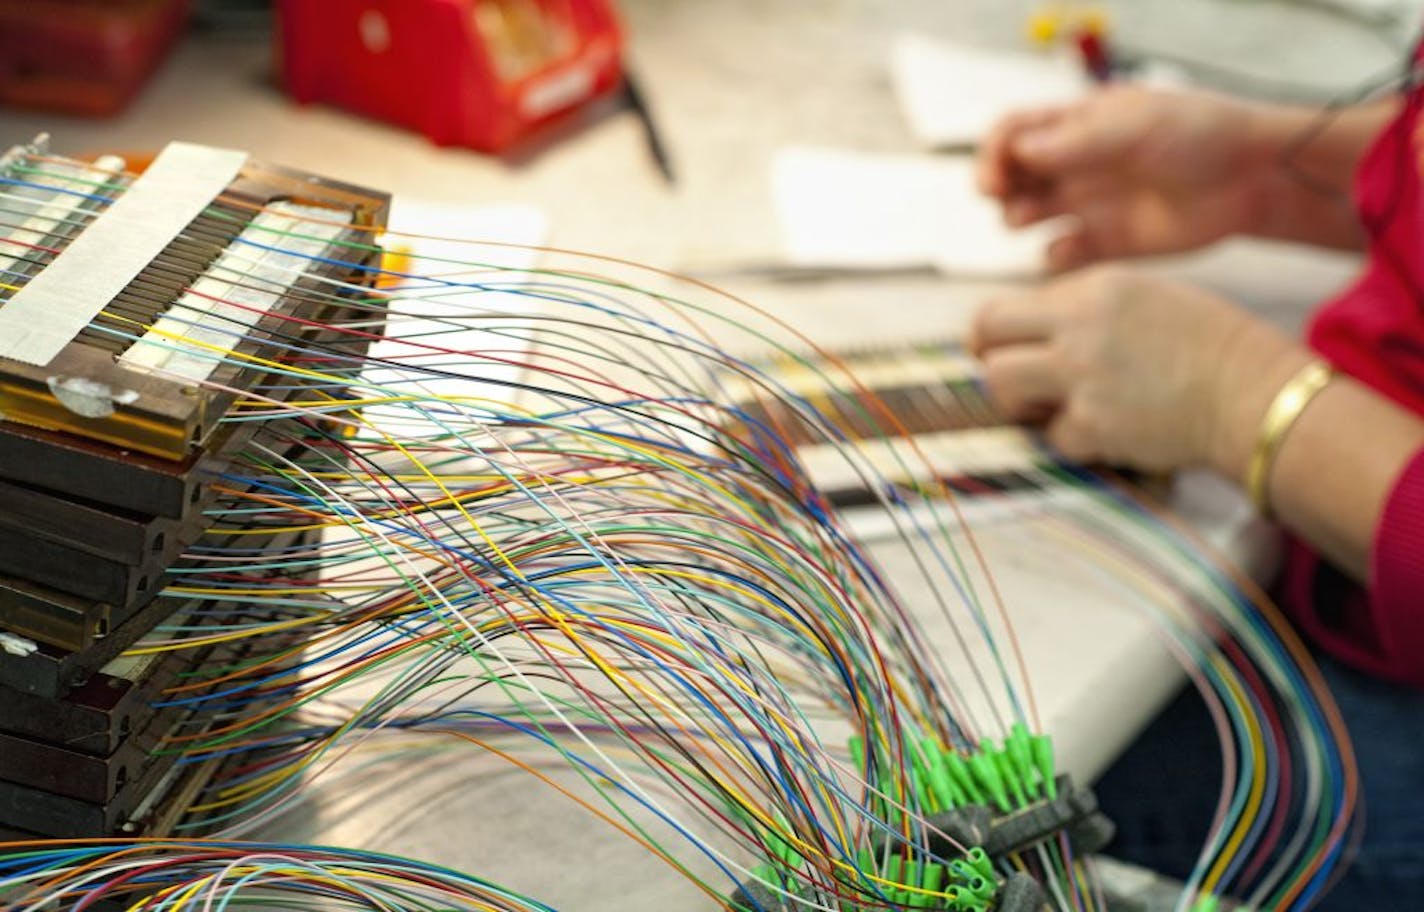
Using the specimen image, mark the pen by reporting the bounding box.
[1028,5,1114,84]
[1074,16,1114,83]
[624,70,677,185]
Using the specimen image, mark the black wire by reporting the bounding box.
[1267,24,1424,317]
[1277,57,1413,194]
[1116,0,1412,103]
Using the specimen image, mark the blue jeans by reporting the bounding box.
[1095,654,1424,910]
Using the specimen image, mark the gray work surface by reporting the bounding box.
[0,2,1405,908]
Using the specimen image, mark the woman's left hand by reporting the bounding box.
[968,266,1307,476]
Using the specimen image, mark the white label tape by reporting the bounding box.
[0,141,248,367]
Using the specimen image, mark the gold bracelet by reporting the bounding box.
[1245,359,1334,517]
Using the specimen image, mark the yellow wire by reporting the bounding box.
[1200,652,1267,895]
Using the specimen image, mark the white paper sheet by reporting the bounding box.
[891,33,1089,149]
[360,200,548,438]
[772,145,1066,277]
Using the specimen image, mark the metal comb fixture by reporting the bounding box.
[0,134,389,460]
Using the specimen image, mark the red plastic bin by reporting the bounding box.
[276,0,624,153]
[0,0,191,117]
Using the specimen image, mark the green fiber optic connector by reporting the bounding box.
[748,861,778,884]
[910,745,941,814]
[856,847,875,880]
[948,860,996,901]
[947,889,989,912]
[965,846,995,881]
[1030,734,1056,799]
[885,853,904,891]
[992,749,1028,808]
[768,814,799,868]
[942,751,982,805]
[1006,723,1039,799]
[921,737,967,809]
[967,747,1011,812]
[850,735,868,774]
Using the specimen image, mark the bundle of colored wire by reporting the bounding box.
[0,160,1356,912]
[0,841,559,911]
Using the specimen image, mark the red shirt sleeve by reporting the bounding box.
[1287,66,1424,684]
[1308,84,1424,416]
[1283,450,1424,687]
[1370,447,1424,673]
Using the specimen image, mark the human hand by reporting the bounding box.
[969,266,1306,476]
[977,86,1275,271]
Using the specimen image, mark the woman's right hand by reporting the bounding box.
[977,86,1279,271]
